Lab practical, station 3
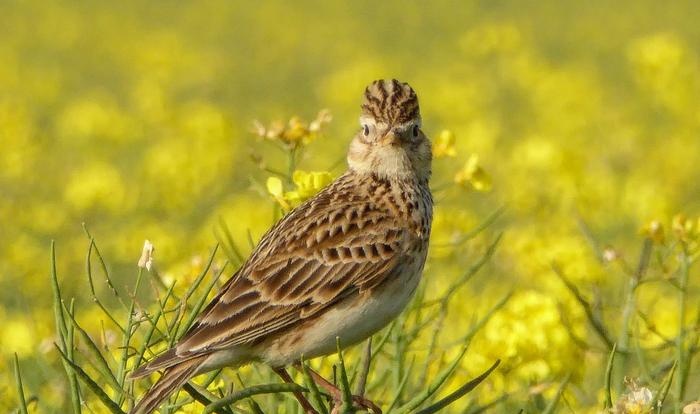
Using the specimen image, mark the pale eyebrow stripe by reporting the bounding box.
[392,120,419,131]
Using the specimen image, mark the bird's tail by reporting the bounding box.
[130,356,206,414]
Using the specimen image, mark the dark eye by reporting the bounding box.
[363,125,369,136]
[412,125,419,137]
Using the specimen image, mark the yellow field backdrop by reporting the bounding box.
[1,1,699,413]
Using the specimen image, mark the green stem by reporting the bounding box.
[204,383,307,414]
[617,238,651,395]
[603,343,617,409]
[653,361,677,414]
[616,276,637,392]
[117,267,144,404]
[414,359,500,414]
[14,354,29,414]
[335,338,354,414]
[675,243,690,413]
[392,316,406,406]
[354,338,372,397]
[50,241,82,413]
[85,239,126,334]
[287,145,298,182]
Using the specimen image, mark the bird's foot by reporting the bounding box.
[274,367,319,414]
[295,363,381,414]
[326,388,382,414]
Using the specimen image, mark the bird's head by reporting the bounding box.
[347,79,431,182]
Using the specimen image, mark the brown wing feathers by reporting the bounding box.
[130,80,432,414]
[130,355,207,414]
[134,174,406,374]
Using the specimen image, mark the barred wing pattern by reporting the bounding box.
[138,172,426,372]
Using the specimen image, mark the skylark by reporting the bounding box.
[130,79,433,414]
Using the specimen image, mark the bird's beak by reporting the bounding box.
[380,131,400,146]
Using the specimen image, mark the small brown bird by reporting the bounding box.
[130,79,433,413]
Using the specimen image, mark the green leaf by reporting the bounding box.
[651,360,677,413]
[604,343,617,409]
[50,241,82,413]
[178,260,229,340]
[385,357,415,413]
[132,283,173,371]
[300,358,329,414]
[85,238,125,334]
[336,337,354,414]
[392,343,469,414]
[117,267,145,404]
[204,383,308,414]
[62,301,123,393]
[55,344,125,414]
[13,354,29,414]
[415,359,500,414]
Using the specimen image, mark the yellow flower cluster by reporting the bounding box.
[641,214,700,251]
[473,291,582,382]
[672,214,700,243]
[252,110,332,148]
[454,154,493,192]
[267,170,333,210]
[432,129,458,158]
[614,379,654,414]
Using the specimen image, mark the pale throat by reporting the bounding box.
[348,115,426,181]
[347,140,419,181]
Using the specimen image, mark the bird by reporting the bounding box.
[129,79,433,414]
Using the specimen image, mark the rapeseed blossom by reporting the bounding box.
[433,129,457,158]
[267,170,333,210]
[454,154,492,192]
[252,110,332,147]
[614,380,653,414]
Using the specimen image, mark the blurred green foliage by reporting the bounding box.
[2,0,699,412]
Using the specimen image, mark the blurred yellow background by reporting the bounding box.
[2,0,699,412]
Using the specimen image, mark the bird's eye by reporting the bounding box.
[363,125,369,136]
[412,125,419,137]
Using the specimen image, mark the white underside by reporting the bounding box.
[260,262,423,366]
[198,261,423,373]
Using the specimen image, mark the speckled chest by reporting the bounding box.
[255,173,433,262]
[366,175,433,242]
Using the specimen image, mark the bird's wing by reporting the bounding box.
[173,176,413,357]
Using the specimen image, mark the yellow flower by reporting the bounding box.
[627,33,696,116]
[614,379,653,414]
[253,110,331,147]
[287,170,333,204]
[63,162,127,213]
[641,220,665,244]
[672,213,698,242]
[56,96,134,142]
[283,116,309,143]
[473,290,583,383]
[454,154,492,191]
[266,176,290,210]
[2,318,35,357]
[267,170,333,210]
[196,376,225,393]
[460,23,522,56]
[433,129,457,158]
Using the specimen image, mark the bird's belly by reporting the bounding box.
[260,264,423,367]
